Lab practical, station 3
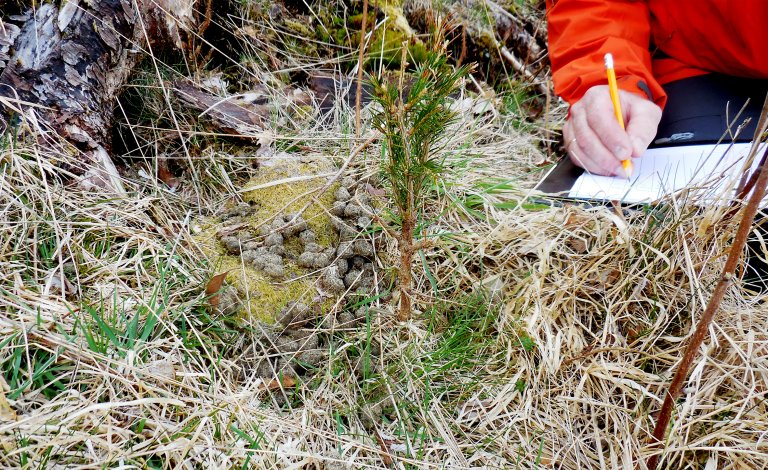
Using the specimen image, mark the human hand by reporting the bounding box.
[563,85,662,176]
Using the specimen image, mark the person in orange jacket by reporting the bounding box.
[546,1,768,176]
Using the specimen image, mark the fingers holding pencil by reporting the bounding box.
[563,71,662,176]
[565,103,623,175]
[565,85,636,176]
[624,96,663,156]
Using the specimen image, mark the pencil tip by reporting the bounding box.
[622,160,633,179]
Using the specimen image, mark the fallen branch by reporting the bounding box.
[173,80,311,137]
[0,1,200,192]
[499,45,550,97]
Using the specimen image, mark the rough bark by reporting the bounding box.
[0,0,196,192]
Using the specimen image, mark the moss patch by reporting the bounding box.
[363,3,428,68]
[194,221,313,323]
[194,153,340,321]
[241,156,338,247]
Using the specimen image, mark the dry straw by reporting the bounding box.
[3,79,768,470]
[647,97,768,469]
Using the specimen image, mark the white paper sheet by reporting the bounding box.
[568,143,767,204]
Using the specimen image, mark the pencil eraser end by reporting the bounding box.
[604,53,614,69]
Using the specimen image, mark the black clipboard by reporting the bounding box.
[534,158,584,196]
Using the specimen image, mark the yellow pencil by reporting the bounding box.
[604,53,633,179]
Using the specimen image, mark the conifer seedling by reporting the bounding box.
[369,24,471,321]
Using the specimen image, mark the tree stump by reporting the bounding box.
[0,0,197,191]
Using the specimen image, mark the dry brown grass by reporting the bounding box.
[481,204,768,468]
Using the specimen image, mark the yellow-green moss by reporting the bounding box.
[193,157,340,321]
[241,161,339,247]
[194,217,327,323]
[358,5,428,68]
[367,28,428,68]
[216,257,316,323]
[283,19,315,38]
[380,3,413,37]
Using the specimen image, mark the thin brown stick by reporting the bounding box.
[198,0,213,36]
[735,147,768,203]
[396,211,416,321]
[647,142,768,469]
[192,0,214,63]
[374,429,394,466]
[354,0,371,138]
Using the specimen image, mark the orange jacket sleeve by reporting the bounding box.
[546,0,667,108]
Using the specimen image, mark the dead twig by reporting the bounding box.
[374,430,394,466]
[354,0,372,138]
